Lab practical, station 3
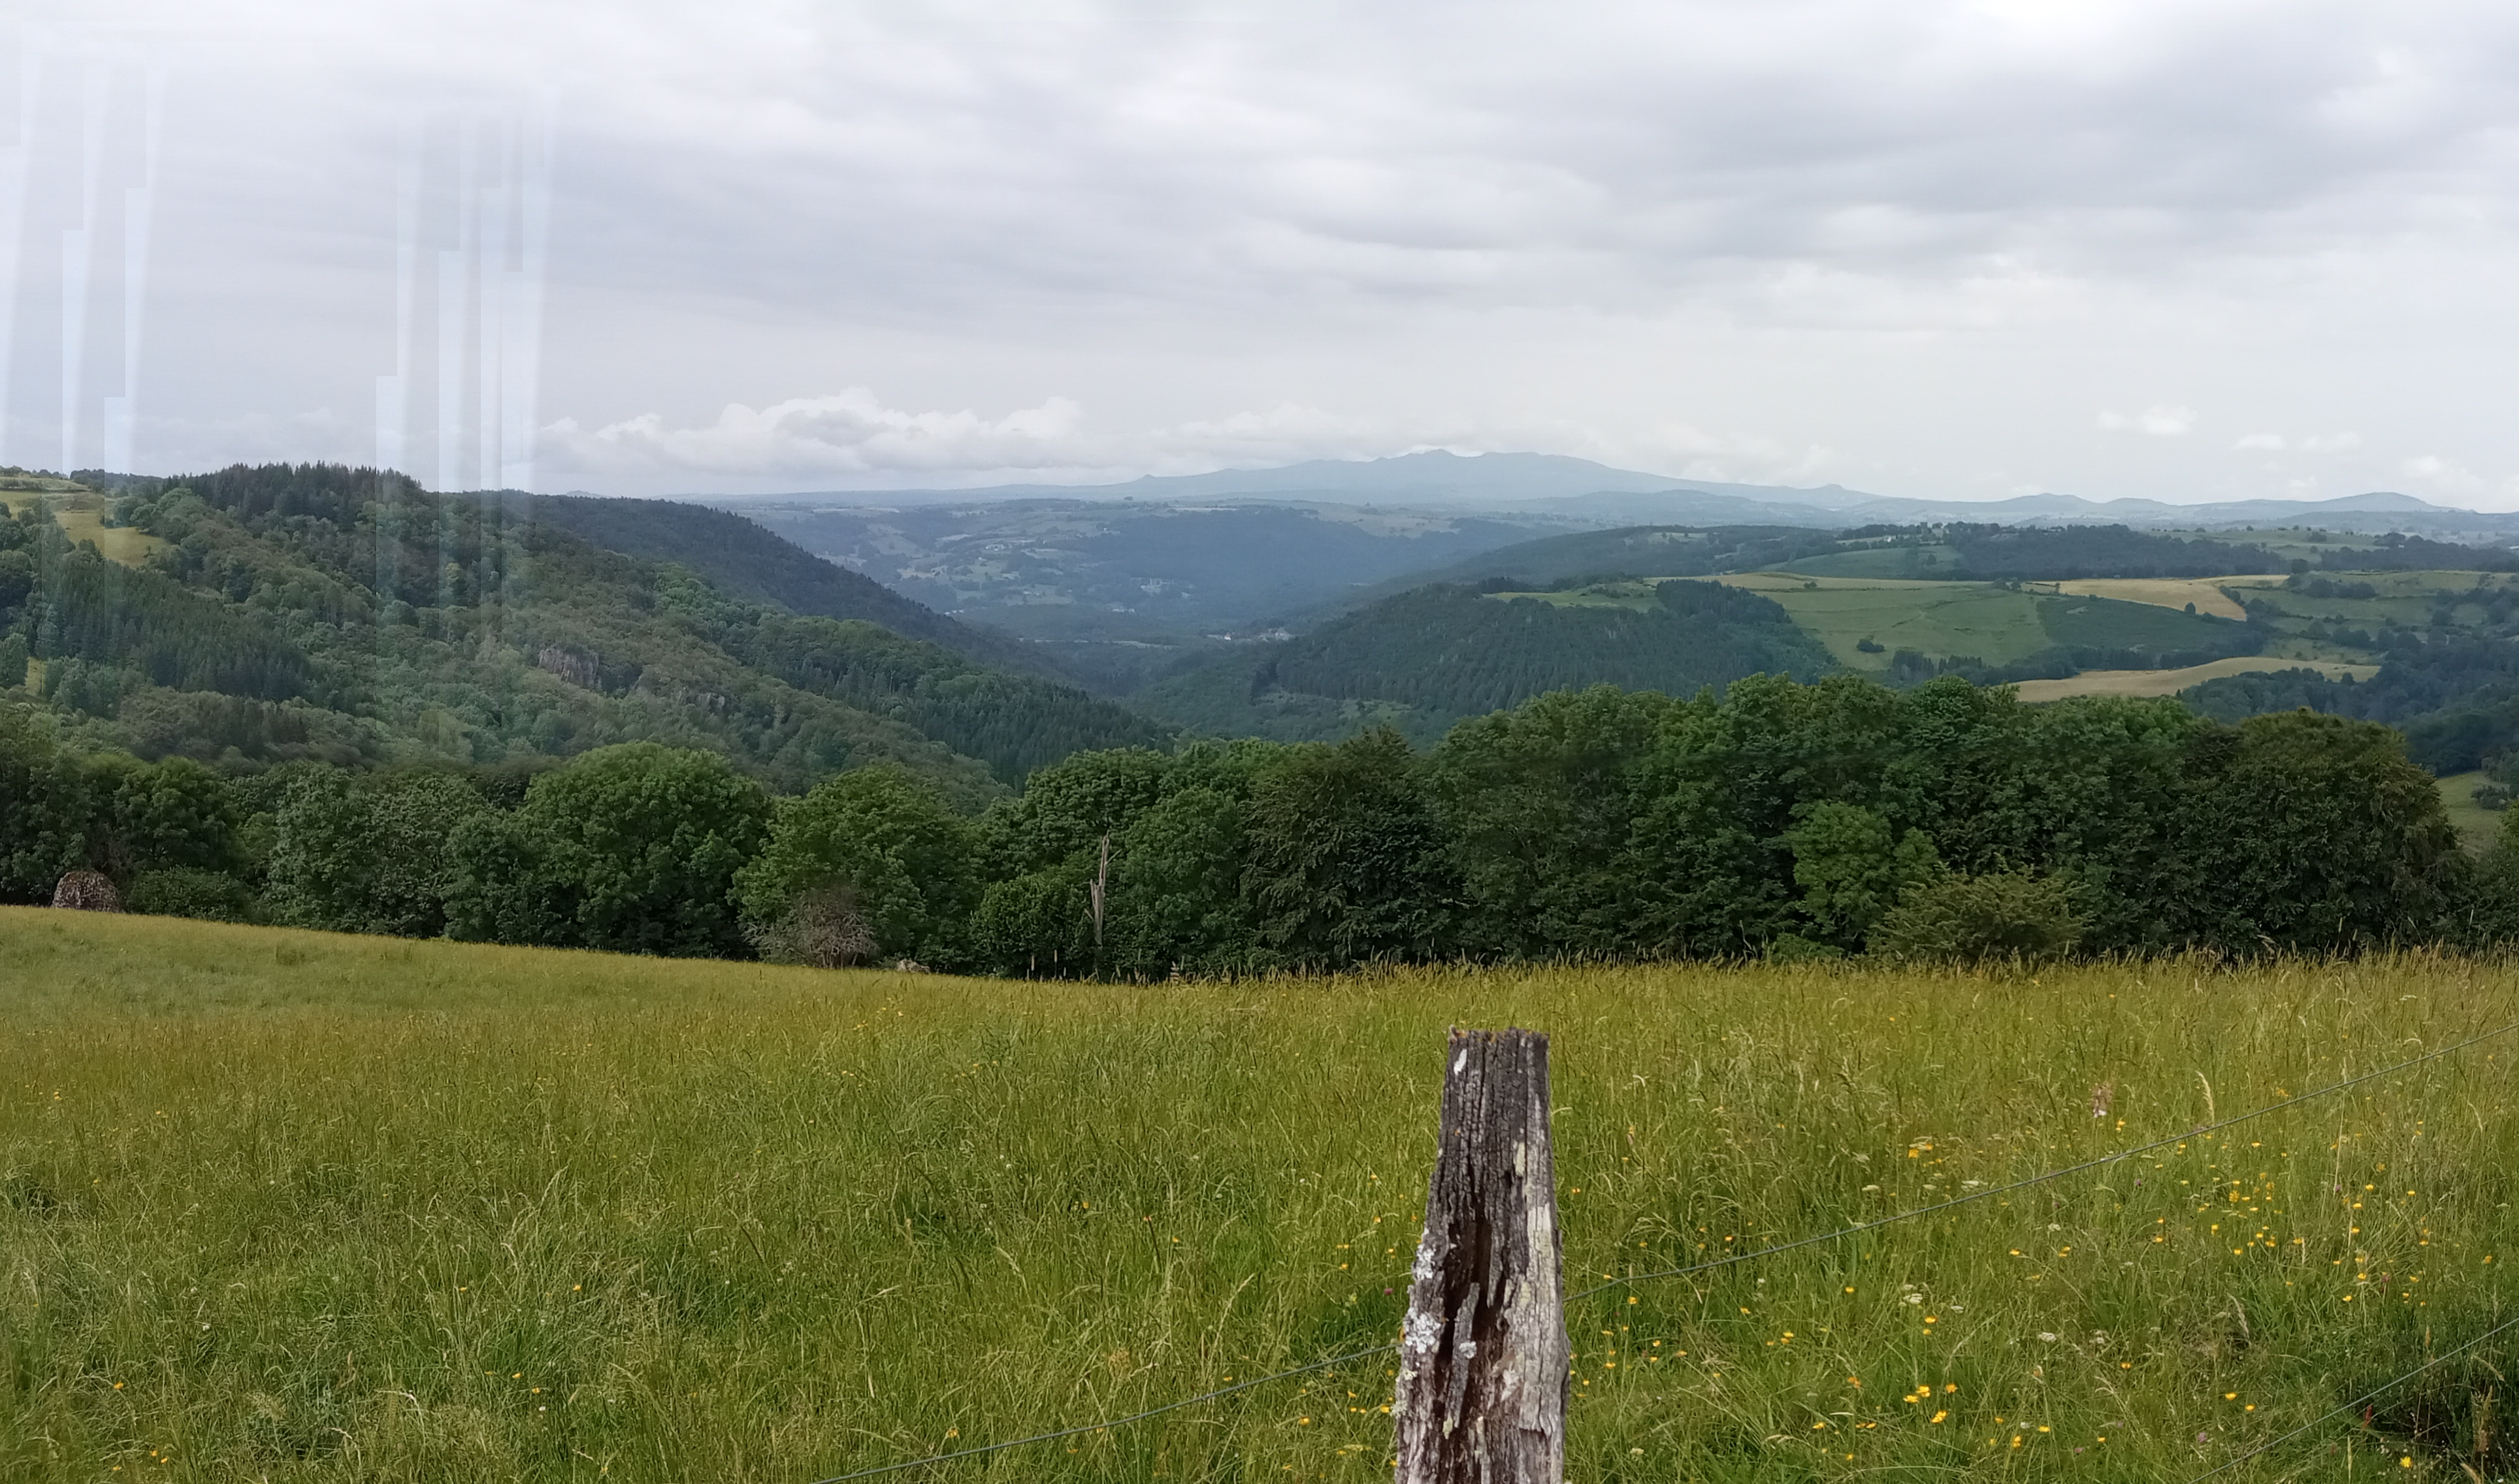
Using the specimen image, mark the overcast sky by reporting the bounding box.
[10,1,2519,504]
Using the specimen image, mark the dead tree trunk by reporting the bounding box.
[1393,1027,1567,1484]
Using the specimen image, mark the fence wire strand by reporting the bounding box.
[806,1016,2519,1482]
[2182,1310,2519,1481]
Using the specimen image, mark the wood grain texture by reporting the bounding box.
[1393,1027,1567,1484]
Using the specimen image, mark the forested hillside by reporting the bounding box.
[1135,579,1834,743]
[529,494,1064,679]
[0,466,1166,801]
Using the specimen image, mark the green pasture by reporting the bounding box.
[2235,570,2519,644]
[2035,592,2243,652]
[1713,576,2049,670]
[1485,579,1666,612]
[7,909,2519,1481]
[2437,771,2508,853]
[1484,566,2516,681]
[1778,544,1961,580]
[1508,574,2057,669]
[37,492,166,568]
[2202,528,2397,561]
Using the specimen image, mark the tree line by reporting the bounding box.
[8,670,2512,972]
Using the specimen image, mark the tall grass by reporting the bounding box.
[3,905,2516,1481]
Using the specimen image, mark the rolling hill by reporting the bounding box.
[1,467,1169,801]
[1135,578,1835,744]
[528,493,1065,680]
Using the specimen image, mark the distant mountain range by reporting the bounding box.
[728,451,1686,507]
[1533,484,2508,538]
[717,450,2519,541]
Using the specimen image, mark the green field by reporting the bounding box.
[7,911,2519,1480]
[1486,564,2519,686]
[1712,574,2244,673]
[1778,544,1963,580]
[37,492,166,567]
[1486,579,1668,612]
[2228,571,2519,664]
[2438,771,2508,852]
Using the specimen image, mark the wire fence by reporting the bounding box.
[808,1018,2519,1483]
[2181,1313,2519,1483]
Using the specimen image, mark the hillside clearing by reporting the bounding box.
[37,492,165,567]
[2038,578,2249,621]
[2007,656,2379,702]
[2437,769,2507,852]
[1712,573,2056,669]
[5,909,2518,1480]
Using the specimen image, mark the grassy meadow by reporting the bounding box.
[7,909,2519,1481]
[39,491,166,568]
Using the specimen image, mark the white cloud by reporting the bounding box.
[2098,406,2196,436]
[540,389,1446,489]
[2402,453,2486,496]
[1614,421,1838,487]
[2233,430,2364,455]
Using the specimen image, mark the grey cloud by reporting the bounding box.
[12,0,2519,500]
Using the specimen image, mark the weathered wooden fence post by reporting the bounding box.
[1393,1027,1568,1483]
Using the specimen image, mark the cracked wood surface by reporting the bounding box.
[1393,1027,1567,1484]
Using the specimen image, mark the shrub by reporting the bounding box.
[734,764,976,967]
[1868,869,2083,963]
[126,867,258,923]
[746,883,879,969]
[50,869,121,912]
[1766,933,1844,963]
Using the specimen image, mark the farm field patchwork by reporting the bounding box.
[1776,544,1963,580]
[2038,578,2249,621]
[1712,573,2250,674]
[6,909,2518,1481]
[2010,656,2378,703]
[2224,570,2519,660]
[1349,560,2512,710]
[1710,573,2056,669]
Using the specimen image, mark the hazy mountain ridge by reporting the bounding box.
[719,449,2514,536]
